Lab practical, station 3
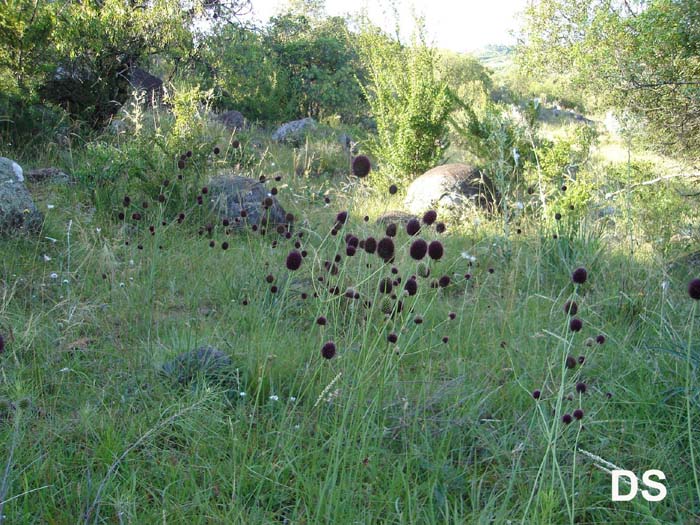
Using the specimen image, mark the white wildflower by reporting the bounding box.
[460,252,476,263]
[269,395,279,401]
[47,204,55,210]
[43,254,51,262]
[514,201,524,210]
[50,272,58,280]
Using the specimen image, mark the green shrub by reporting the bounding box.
[356,25,453,180]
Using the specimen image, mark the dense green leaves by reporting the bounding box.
[518,0,700,156]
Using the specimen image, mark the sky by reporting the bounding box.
[245,0,529,53]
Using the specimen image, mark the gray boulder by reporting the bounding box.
[162,346,233,385]
[272,117,316,144]
[0,158,43,235]
[404,164,497,214]
[216,110,246,131]
[25,167,71,184]
[129,67,164,104]
[207,175,288,229]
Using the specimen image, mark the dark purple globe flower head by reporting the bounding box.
[285,212,295,223]
[565,355,577,369]
[266,274,275,283]
[572,267,588,284]
[324,196,331,204]
[301,250,308,257]
[276,225,286,235]
[464,273,471,280]
[222,242,229,250]
[422,210,437,225]
[563,300,578,316]
[201,187,209,195]
[213,146,220,155]
[578,355,585,364]
[555,212,562,221]
[379,277,393,294]
[364,215,369,222]
[391,266,398,274]
[689,278,700,300]
[561,185,567,192]
[118,212,125,220]
[385,223,397,237]
[263,197,273,208]
[404,278,418,296]
[562,413,573,425]
[177,159,186,169]
[186,150,192,158]
[428,241,444,261]
[286,250,303,271]
[576,382,587,394]
[436,222,446,234]
[364,237,377,254]
[377,237,395,262]
[388,332,398,343]
[410,239,428,260]
[335,211,348,226]
[132,212,141,221]
[270,286,278,293]
[321,341,336,359]
[573,408,584,420]
[352,155,371,177]
[596,334,606,345]
[389,184,398,195]
[439,275,451,288]
[532,389,541,400]
[347,235,360,248]
[430,279,439,289]
[406,219,421,236]
[346,245,357,256]
[123,195,131,207]
[334,254,342,263]
[442,336,449,344]
[569,318,583,332]
[414,315,423,324]
[488,268,494,274]
[448,312,456,320]
[271,187,278,195]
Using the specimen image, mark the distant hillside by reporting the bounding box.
[473,44,514,72]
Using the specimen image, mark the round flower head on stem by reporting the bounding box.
[572,267,588,285]
[406,219,421,236]
[422,210,437,225]
[286,250,303,271]
[428,241,444,261]
[569,318,583,332]
[689,278,700,300]
[410,239,428,260]
[352,155,371,177]
[377,237,395,262]
[321,341,336,359]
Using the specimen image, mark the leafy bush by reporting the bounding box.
[356,26,453,179]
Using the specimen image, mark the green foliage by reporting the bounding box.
[357,25,453,179]
[518,0,700,157]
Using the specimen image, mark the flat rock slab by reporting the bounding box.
[0,158,43,235]
[216,110,246,131]
[161,346,233,385]
[404,163,497,214]
[26,167,72,184]
[207,175,288,229]
[272,117,316,144]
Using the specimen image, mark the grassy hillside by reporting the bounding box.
[0,102,699,524]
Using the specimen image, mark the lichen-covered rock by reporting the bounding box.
[272,117,316,144]
[216,110,246,131]
[0,158,43,235]
[161,346,233,385]
[25,167,71,184]
[207,175,288,229]
[404,164,496,214]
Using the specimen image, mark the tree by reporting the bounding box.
[517,0,700,157]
